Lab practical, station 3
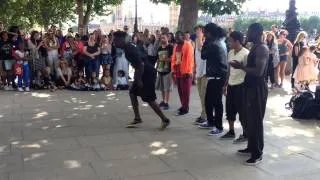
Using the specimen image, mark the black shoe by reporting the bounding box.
[126,119,143,128]
[162,103,170,110]
[193,117,206,125]
[176,110,188,116]
[237,148,251,156]
[245,156,263,166]
[160,119,170,131]
[220,131,236,140]
[159,101,165,107]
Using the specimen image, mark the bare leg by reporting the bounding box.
[148,101,168,121]
[228,120,235,131]
[280,62,287,85]
[130,93,141,120]
[161,91,165,103]
[165,91,170,104]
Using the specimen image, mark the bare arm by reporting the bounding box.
[241,45,269,77]
[82,46,92,57]
[287,40,293,52]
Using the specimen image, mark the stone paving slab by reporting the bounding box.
[0,86,320,179]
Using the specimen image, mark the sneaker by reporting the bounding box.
[159,119,170,131]
[8,85,14,91]
[237,148,251,156]
[17,87,24,92]
[220,131,236,140]
[162,103,170,110]
[193,117,206,125]
[245,156,263,166]
[198,122,213,129]
[159,101,165,107]
[25,87,30,92]
[233,134,248,144]
[126,119,143,128]
[207,127,223,136]
[176,109,188,116]
[4,85,9,91]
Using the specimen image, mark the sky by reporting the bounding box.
[100,0,320,24]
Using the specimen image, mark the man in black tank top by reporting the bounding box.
[230,23,269,165]
[113,31,170,130]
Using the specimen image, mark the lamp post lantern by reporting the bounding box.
[282,0,301,43]
[134,0,138,34]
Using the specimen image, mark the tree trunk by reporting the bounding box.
[83,0,93,27]
[178,0,199,32]
[76,0,84,27]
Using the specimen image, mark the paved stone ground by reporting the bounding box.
[0,83,320,180]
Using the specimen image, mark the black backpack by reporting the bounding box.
[286,91,316,119]
[316,85,320,102]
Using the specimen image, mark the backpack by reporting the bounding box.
[316,85,320,102]
[286,91,316,119]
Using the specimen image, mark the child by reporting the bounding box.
[100,35,113,74]
[14,42,30,92]
[70,70,87,90]
[33,70,45,89]
[88,71,101,91]
[294,47,319,90]
[100,69,113,90]
[43,67,57,92]
[116,70,129,90]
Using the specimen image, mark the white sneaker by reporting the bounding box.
[18,87,24,92]
[25,87,30,92]
[4,85,9,91]
[8,85,14,91]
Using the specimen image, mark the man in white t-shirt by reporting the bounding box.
[220,31,249,143]
[192,26,207,125]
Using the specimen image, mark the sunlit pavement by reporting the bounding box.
[0,81,320,180]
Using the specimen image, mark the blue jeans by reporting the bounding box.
[18,63,30,88]
[84,58,99,78]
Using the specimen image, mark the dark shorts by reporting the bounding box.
[226,83,244,121]
[279,55,288,62]
[130,67,157,102]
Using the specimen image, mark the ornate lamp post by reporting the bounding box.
[134,0,138,34]
[282,0,301,42]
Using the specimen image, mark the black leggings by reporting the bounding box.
[265,55,275,84]
[291,56,298,88]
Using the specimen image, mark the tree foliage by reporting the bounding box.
[233,18,281,33]
[0,0,75,31]
[151,0,246,17]
[77,0,123,27]
[233,16,320,34]
[299,16,320,34]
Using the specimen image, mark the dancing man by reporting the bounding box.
[113,31,170,130]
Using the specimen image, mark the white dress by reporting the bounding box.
[113,49,129,85]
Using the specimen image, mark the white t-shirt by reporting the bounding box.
[228,48,249,86]
[57,67,72,78]
[194,40,206,78]
[117,77,128,85]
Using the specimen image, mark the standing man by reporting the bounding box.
[113,31,170,130]
[230,23,269,165]
[192,26,207,125]
[199,23,228,136]
[220,31,249,143]
[156,33,173,110]
[171,31,194,116]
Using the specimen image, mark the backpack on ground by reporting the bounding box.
[286,91,317,119]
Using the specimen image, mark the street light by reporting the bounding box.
[134,0,138,34]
